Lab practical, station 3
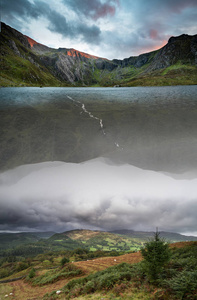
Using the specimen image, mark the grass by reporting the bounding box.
[27,264,83,286]
[122,65,197,87]
[1,23,197,87]
[0,53,62,87]
[43,242,197,299]
[0,284,13,299]
[0,242,196,299]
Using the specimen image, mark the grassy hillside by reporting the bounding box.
[51,230,144,252]
[120,64,197,87]
[111,229,197,242]
[0,232,55,250]
[0,241,196,299]
[1,23,196,87]
[0,31,62,87]
[1,229,196,261]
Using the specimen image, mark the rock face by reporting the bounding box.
[112,52,155,68]
[0,22,197,86]
[146,34,197,72]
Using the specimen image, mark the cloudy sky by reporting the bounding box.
[0,158,197,236]
[2,0,197,59]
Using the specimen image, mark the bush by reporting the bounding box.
[165,270,197,299]
[16,262,29,272]
[60,262,136,298]
[31,264,83,286]
[60,257,69,266]
[28,268,36,279]
[0,268,10,279]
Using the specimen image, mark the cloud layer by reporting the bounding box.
[2,0,197,58]
[0,158,197,235]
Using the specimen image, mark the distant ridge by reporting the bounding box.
[0,229,197,254]
[110,229,197,242]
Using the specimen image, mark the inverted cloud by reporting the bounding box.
[0,158,196,235]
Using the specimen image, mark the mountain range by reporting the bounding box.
[0,22,197,87]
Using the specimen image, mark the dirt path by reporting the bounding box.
[1,252,142,299]
[5,277,70,300]
[73,251,142,273]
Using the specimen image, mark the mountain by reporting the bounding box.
[0,22,197,86]
[1,229,197,255]
[0,231,55,250]
[48,229,140,252]
[110,229,197,242]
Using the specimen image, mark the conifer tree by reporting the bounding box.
[141,231,171,282]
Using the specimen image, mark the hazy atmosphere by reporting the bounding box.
[2,0,197,59]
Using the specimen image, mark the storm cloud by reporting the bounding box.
[2,0,197,58]
[65,0,120,20]
[0,158,197,235]
[2,0,101,44]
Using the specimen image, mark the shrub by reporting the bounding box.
[165,270,197,299]
[31,264,82,286]
[60,262,136,298]
[28,268,36,279]
[113,282,128,296]
[16,262,29,272]
[0,268,10,279]
[60,257,69,266]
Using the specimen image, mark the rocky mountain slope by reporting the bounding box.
[0,22,197,86]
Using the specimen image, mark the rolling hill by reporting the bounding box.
[0,229,196,255]
[0,240,196,299]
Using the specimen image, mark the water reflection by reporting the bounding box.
[0,86,197,173]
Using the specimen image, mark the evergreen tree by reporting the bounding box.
[28,268,36,279]
[141,231,171,282]
[60,257,69,266]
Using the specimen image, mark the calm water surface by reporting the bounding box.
[0,86,197,107]
[0,86,197,173]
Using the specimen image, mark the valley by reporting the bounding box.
[0,23,197,87]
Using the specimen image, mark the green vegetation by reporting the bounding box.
[0,238,197,299]
[0,232,54,250]
[0,230,144,259]
[27,264,83,286]
[60,257,69,266]
[1,23,197,87]
[46,263,137,298]
[44,242,197,299]
[0,230,196,262]
[28,268,36,279]
[0,247,120,281]
[122,65,197,87]
[141,231,171,282]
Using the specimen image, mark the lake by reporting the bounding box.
[0,86,197,172]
